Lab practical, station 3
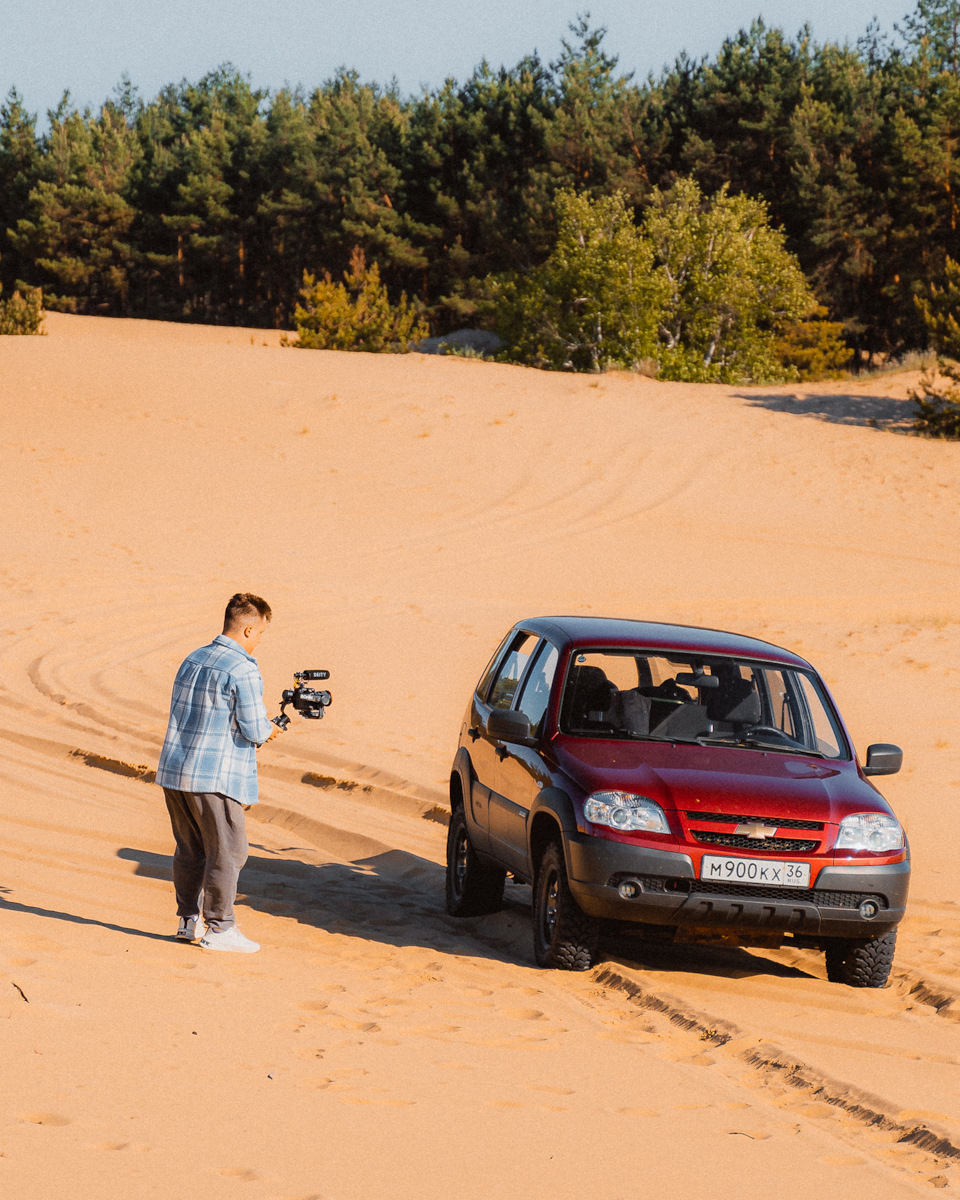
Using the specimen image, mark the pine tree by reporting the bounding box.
[10,97,139,314]
[0,89,41,292]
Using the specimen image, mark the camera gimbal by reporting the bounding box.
[272,670,332,730]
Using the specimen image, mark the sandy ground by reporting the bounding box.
[1,310,959,1198]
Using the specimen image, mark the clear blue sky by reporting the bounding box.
[4,0,916,117]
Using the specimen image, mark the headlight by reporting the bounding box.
[583,791,670,833]
[835,812,904,853]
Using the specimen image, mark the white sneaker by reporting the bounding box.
[199,926,260,954]
[176,914,204,942]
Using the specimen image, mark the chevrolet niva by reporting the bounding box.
[446,617,908,987]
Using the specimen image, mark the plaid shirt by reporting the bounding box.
[156,634,274,805]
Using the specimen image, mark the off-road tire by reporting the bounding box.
[533,840,600,970]
[824,930,897,987]
[445,805,505,917]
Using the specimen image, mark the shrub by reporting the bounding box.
[911,257,960,437]
[911,370,960,437]
[0,285,44,335]
[287,248,428,352]
[774,306,849,380]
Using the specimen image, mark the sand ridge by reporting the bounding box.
[1,312,959,1197]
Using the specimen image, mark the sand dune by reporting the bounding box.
[1,311,959,1197]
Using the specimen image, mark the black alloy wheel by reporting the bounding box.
[532,839,600,970]
[824,929,897,987]
[444,805,505,917]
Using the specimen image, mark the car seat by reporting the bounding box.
[561,665,617,732]
[706,672,761,728]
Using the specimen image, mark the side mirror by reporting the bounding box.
[863,743,903,777]
[486,708,534,745]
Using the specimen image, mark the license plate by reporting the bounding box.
[700,855,810,887]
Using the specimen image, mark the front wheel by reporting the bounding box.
[445,806,505,917]
[824,930,897,987]
[533,840,600,970]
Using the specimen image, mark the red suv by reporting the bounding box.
[446,617,908,987]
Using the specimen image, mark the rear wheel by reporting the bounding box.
[533,840,600,970]
[445,805,505,917]
[824,930,897,987]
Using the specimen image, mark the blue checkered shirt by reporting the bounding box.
[156,634,274,805]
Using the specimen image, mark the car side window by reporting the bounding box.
[514,641,559,737]
[485,633,539,710]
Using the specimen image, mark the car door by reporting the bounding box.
[467,631,540,853]
[489,639,559,874]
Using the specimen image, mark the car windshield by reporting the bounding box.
[558,648,848,759]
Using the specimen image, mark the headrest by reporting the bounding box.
[566,665,614,712]
[706,676,761,724]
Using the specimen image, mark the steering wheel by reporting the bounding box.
[747,724,803,747]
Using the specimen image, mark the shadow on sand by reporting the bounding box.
[738,390,916,431]
[113,845,816,983]
[0,853,817,982]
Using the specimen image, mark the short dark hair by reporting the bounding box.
[224,593,272,628]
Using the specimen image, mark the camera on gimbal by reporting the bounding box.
[272,670,332,730]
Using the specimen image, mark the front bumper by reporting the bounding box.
[566,834,909,939]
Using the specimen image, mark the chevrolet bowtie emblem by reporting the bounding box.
[736,821,779,839]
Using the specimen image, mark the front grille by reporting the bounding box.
[686,810,823,831]
[609,874,886,910]
[691,831,819,853]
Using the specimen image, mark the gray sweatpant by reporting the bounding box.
[162,789,249,933]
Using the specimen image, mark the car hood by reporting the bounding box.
[550,738,891,823]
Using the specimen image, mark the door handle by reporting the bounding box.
[467,727,481,742]
[495,745,509,761]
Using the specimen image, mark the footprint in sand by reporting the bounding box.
[795,1101,837,1119]
[217,1167,260,1181]
[21,1113,71,1126]
[503,1008,546,1021]
[339,1097,415,1107]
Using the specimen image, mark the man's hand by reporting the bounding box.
[258,723,283,750]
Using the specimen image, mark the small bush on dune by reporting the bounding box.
[774,306,849,380]
[911,258,960,438]
[911,371,960,438]
[0,285,44,335]
[287,249,428,353]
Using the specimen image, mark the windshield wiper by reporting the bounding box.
[696,732,825,758]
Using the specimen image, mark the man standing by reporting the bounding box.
[156,593,281,953]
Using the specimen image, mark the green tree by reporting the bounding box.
[289,247,428,351]
[404,55,555,325]
[131,67,270,322]
[644,178,815,382]
[495,189,663,371]
[10,97,140,313]
[543,17,650,202]
[0,89,41,292]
